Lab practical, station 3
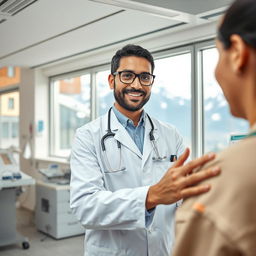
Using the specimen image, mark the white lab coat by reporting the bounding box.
[70,109,185,256]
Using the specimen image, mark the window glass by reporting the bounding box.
[96,70,114,116]
[2,122,9,138]
[202,47,248,153]
[7,67,15,77]
[11,122,18,138]
[8,97,14,109]
[52,74,91,157]
[145,53,192,149]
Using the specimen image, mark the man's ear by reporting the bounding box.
[229,34,249,74]
[108,74,114,89]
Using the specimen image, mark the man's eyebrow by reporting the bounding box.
[119,69,151,74]
[119,69,134,72]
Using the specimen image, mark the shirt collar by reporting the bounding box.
[112,105,146,128]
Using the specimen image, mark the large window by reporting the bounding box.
[51,74,91,157]
[201,47,248,153]
[50,40,250,158]
[146,52,192,149]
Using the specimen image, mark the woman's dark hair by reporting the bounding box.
[218,0,256,49]
[111,44,155,74]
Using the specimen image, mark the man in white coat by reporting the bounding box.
[70,44,220,256]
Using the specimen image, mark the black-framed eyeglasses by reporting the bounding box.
[113,71,155,86]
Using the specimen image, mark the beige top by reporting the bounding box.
[173,124,256,256]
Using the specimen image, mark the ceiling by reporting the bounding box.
[0,0,232,68]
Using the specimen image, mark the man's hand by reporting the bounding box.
[146,148,220,209]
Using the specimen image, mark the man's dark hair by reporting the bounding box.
[111,44,155,74]
[218,0,256,49]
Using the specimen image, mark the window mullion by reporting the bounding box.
[192,44,204,159]
[91,72,97,120]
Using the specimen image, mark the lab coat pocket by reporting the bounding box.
[154,160,174,183]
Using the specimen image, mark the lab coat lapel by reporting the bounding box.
[109,110,142,158]
[142,115,159,167]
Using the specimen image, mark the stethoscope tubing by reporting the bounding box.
[101,107,167,172]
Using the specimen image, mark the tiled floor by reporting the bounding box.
[0,208,84,256]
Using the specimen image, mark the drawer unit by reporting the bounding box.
[35,181,84,239]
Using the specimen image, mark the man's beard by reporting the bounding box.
[113,82,151,112]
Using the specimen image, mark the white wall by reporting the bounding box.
[19,67,36,210]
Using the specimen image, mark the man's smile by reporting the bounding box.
[127,92,144,97]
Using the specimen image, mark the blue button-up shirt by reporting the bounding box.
[112,106,155,228]
[112,105,145,154]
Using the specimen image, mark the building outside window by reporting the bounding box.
[0,91,19,149]
[51,74,91,157]
[0,67,20,87]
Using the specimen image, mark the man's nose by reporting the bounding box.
[131,76,142,89]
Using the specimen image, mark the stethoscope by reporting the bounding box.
[101,107,167,172]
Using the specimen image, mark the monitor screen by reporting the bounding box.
[0,153,12,165]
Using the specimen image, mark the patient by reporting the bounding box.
[173,0,256,255]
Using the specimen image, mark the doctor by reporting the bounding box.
[70,44,220,256]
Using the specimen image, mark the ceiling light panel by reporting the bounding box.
[89,0,206,24]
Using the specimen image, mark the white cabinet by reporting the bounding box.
[35,181,84,239]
